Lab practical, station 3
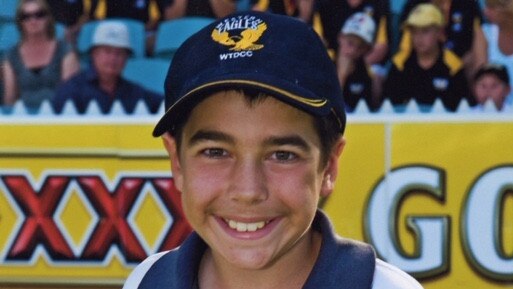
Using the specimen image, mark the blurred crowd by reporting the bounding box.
[0,0,512,114]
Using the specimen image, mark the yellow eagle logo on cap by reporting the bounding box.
[211,22,267,51]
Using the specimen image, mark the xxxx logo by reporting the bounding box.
[0,171,192,264]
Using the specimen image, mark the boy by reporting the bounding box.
[383,3,472,112]
[123,11,423,289]
[337,12,380,111]
[473,63,511,111]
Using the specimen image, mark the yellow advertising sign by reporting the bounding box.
[325,117,513,289]
[1,115,512,288]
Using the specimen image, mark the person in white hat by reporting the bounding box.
[89,21,133,88]
[336,12,380,112]
[52,21,163,114]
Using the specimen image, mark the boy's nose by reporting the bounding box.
[228,159,268,204]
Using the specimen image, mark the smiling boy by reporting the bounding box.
[123,11,423,289]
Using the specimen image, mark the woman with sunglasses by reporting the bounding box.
[1,0,80,111]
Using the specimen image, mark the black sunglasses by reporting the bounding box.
[19,10,48,21]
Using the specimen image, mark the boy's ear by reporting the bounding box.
[320,137,346,198]
[162,132,184,192]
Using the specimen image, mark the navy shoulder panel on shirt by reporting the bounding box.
[138,233,206,289]
[137,250,180,288]
[303,211,376,289]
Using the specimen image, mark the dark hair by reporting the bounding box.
[170,89,342,169]
[474,63,510,85]
[16,0,56,39]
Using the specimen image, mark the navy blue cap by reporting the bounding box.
[153,11,346,137]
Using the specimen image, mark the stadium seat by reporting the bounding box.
[0,22,18,53]
[154,17,214,60]
[478,0,486,9]
[77,19,146,66]
[389,0,408,56]
[122,58,170,95]
[0,0,17,23]
[55,22,66,38]
[390,0,407,14]
[0,22,67,54]
[237,0,251,11]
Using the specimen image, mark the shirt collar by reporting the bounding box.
[175,210,338,288]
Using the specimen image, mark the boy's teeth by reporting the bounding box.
[227,219,266,232]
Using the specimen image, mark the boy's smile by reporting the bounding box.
[163,90,343,279]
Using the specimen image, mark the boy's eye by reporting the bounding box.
[271,151,297,161]
[202,148,228,158]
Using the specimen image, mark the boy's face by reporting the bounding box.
[163,90,343,270]
[338,34,370,59]
[474,74,511,110]
[410,26,442,55]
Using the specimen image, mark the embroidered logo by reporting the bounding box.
[433,78,449,91]
[451,12,463,32]
[211,15,267,53]
[452,12,463,24]
[349,83,364,94]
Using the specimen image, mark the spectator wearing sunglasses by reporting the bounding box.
[1,0,80,111]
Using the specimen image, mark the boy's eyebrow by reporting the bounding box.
[263,135,311,152]
[187,131,311,151]
[187,130,235,146]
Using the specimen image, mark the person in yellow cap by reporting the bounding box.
[397,0,486,80]
[382,3,474,112]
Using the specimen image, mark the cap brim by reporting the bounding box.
[152,76,340,137]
